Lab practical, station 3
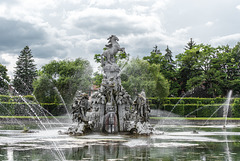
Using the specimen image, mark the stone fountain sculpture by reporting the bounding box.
[67,35,153,135]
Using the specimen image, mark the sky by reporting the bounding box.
[1,0,240,78]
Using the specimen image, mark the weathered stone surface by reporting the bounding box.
[67,35,153,135]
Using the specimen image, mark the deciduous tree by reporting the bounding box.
[33,58,92,105]
[121,58,169,98]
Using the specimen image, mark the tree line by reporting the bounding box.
[0,39,240,107]
[95,39,240,99]
[0,46,92,106]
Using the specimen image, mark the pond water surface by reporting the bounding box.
[0,124,240,160]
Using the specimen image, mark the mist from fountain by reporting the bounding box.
[0,102,25,127]
[223,90,233,128]
[53,86,71,120]
[160,94,187,127]
[224,129,232,161]
[1,76,67,160]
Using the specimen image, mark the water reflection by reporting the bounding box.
[0,126,240,160]
[7,148,13,161]
[65,144,150,160]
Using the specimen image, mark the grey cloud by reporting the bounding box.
[75,16,147,36]
[0,18,69,59]
[0,18,46,50]
[0,0,18,5]
[32,43,68,59]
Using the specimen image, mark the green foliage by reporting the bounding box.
[184,38,196,50]
[232,99,240,117]
[32,74,60,103]
[33,58,92,105]
[0,64,10,94]
[92,72,103,87]
[121,58,169,98]
[143,48,163,64]
[13,46,37,95]
[0,95,35,102]
[94,49,129,67]
[176,43,240,97]
[149,97,240,117]
[0,95,65,116]
[94,54,101,63]
[143,46,177,96]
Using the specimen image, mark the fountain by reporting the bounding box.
[223,90,233,129]
[66,35,153,135]
[1,36,240,160]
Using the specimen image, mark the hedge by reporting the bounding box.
[0,95,36,102]
[1,95,240,117]
[148,97,240,117]
[0,95,66,116]
[148,97,229,105]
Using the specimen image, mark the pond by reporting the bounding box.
[0,124,240,160]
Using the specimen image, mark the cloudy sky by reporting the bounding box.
[1,0,240,78]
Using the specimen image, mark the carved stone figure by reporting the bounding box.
[101,35,125,66]
[71,91,89,124]
[66,35,153,135]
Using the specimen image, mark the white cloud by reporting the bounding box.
[0,55,8,65]
[88,0,116,7]
[172,27,191,39]
[152,0,170,11]
[205,21,214,27]
[64,7,164,37]
[236,5,240,10]
[16,0,59,11]
[210,33,240,45]
[0,53,18,79]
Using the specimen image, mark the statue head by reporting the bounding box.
[107,35,119,44]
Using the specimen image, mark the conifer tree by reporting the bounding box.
[0,64,10,94]
[164,45,173,63]
[184,38,196,50]
[13,46,37,95]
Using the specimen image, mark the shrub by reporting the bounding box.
[148,97,239,117]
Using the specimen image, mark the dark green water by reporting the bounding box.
[0,125,240,160]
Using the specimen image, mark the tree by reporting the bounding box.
[184,38,196,50]
[13,46,37,95]
[143,45,163,64]
[143,46,177,96]
[121,58,169,98]
[176,44,237,97]
[184,44,220,97]
[0,64,10,94]
[92,72,103,87]
[222,43,240,95]
[165,46,173,63]
[33,58,92,105]
[176,44,203,96]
